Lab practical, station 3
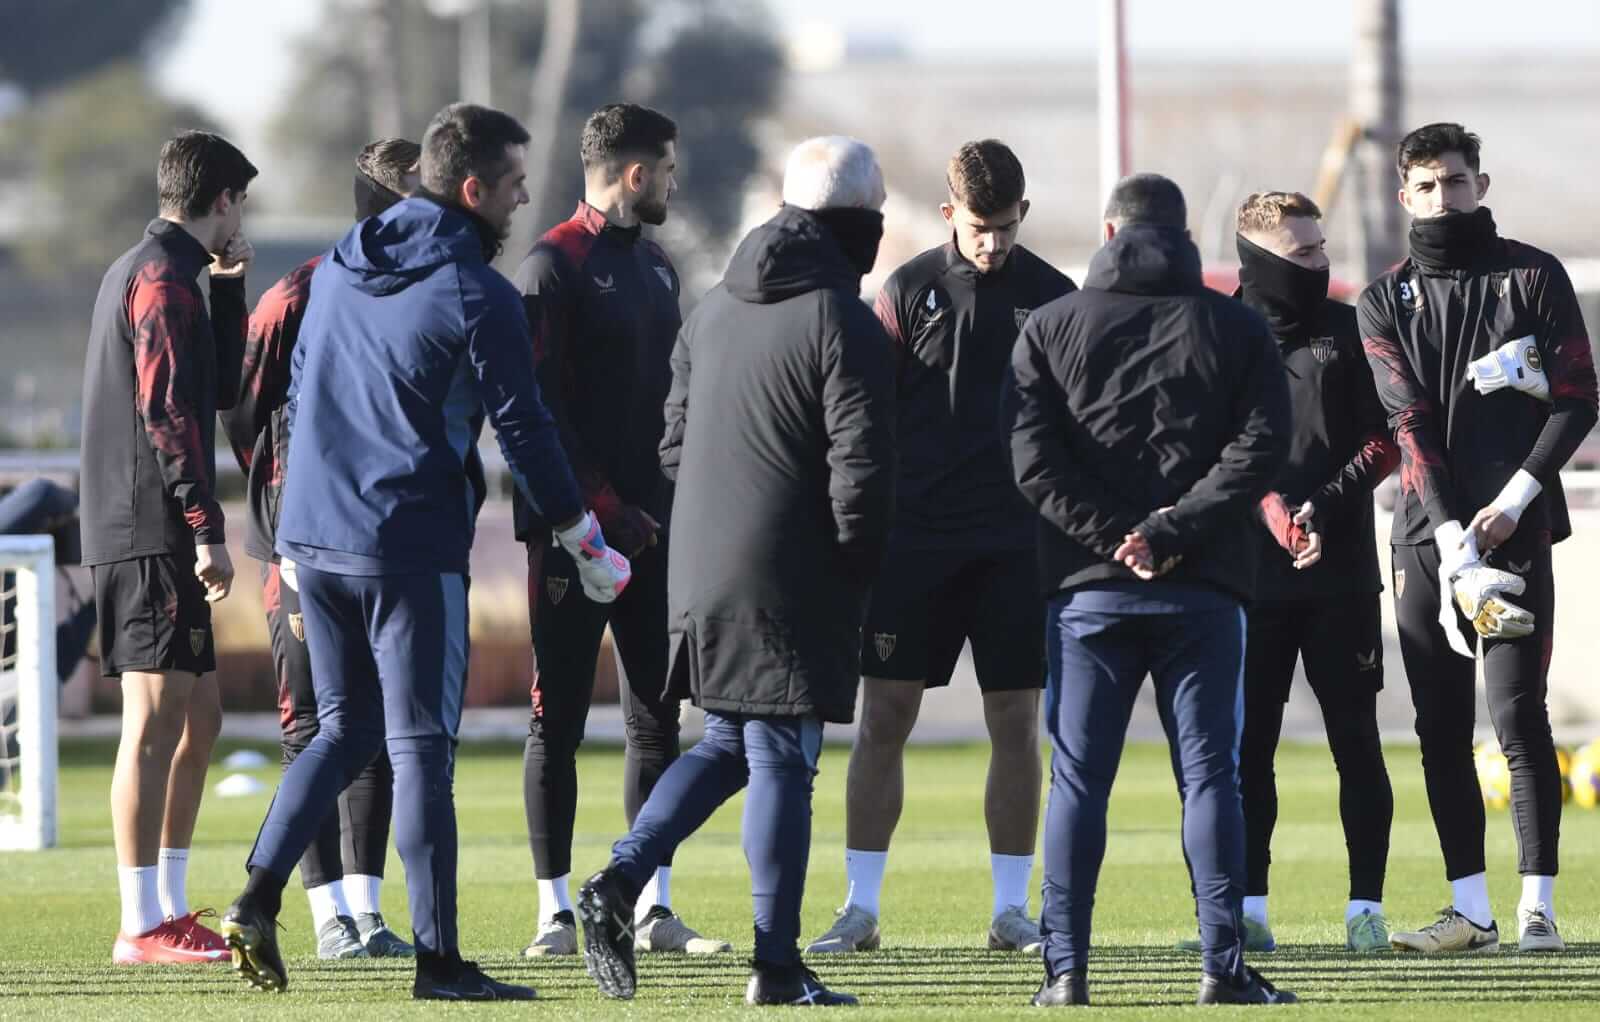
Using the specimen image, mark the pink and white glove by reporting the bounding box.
[554,510,632,603]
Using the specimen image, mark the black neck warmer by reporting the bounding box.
[1409,206,1498,270]
[1236,233,1329,340]
[810,207,885,276]
[416,190,504,262]
[354,170,403,220]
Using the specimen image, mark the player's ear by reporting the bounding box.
[1476,172,1491,201]
[626,161,647,195]
[1397,186,1413,216]
[1102,220,1117,243]
[939,202,956,226]
[461,174,483,211]
[1018,199,1031,222]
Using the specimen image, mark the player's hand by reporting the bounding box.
[210,231,253,278]
[1290,501,1321,569]
[554,510,632,603]
[1468,504,1517,553]
[195,542,234,602]
[1260,492,1310,560]
[610,505,661,558]
[1114,530,1157,579]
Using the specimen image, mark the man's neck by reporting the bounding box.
[160,214,217,258]
[584,189,640,230]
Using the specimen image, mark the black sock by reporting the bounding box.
[241,866,284,920]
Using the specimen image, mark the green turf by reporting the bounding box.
[3,738,1599,1017]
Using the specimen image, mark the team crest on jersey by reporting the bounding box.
[546,576,569,605]
[654,265,674,290]
[1394,569,1406,598]
[288,612,305,643]
[1309,336,1336,363]
[1014,307,1032,329]
[873,632,897,662]
[189,628,206,657]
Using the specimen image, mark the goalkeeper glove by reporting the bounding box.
[1467,336,1549,402]
[1258,492,1310,557]
[1451,563,1536,641]
[554,510,632,603]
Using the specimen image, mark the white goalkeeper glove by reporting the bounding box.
[554,510,632,604]
[1467,336,1549,402]
[1434,521,1534,656]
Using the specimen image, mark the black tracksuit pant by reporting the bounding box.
[522,540,680,880]
[1240,595,1391,902]
[1391,530,1560,880]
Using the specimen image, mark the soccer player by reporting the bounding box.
[1008,174,1295,1006]
[81,131,254,965]
[220,138,422,961]
[219,103,631,1001]
[806,140,1075,956]
[1360,123,1597,953]
[1189,191,1398,953]
[514,103,727,957]
[575,136,895,1007]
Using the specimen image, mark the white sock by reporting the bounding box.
[1242,895,1269,927]
[843,849,887,918]
[990,853,1033,918]
[1450,872,1493,929]
[1346,899,1383,923]
[636,866,672,923]
[539,874,573,921]
[343,873,383,917]
[1519,875,1556,921]
[306,882,346,931]
[156,848,189,919]
[118,865,164,937]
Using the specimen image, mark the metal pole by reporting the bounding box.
[461,0,493,105]
[1349,0,1403,283]
[1098,0,1130,212]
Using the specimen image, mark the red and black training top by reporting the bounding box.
[79,219,246,565]
[875,241,1076,551]
[1359,231,1598,547]
[509,201,682,552]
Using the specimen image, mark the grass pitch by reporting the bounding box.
[2,738,1599,1018]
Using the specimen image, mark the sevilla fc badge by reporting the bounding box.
[873,632,897,662]
[546,576,569,605]
[1394,569,1406,599]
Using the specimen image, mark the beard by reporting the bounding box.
[636,195,669,226]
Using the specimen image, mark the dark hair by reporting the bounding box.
[156,131,257,219]
[420,103,531,197]
[946,139,1026,216]
[1104,173,1186,229]
[1396,122,1482,178]
[579,103,678,179]
[357,137,422,194]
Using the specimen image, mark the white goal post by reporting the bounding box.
[0,535,57,850]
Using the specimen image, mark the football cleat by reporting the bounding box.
[413,951,537,1001]
[112,916,230,965]
[746,961,859,1006]
[577,869,638,999]
[1031,968,1089,1006]
[355,911,414,957]
[522,911,578,957]
[172,909,230,956]
[988,905,1043,953]
[1346,909,1391,952]
[220,898,288,992]
[1197,965,1297,1005]
[1518,904,1565,952]
[1178,916,1276,953]
[316,915,369,959]
[1390,908,1498,954]
[804,905,881,954]
[634,905,733,953]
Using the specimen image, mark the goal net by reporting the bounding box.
[0,535,57,850]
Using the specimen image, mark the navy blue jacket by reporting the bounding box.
[276,196,583,575]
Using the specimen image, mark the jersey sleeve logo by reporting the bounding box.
[1014,307,1032,330]
[654,265,675,291]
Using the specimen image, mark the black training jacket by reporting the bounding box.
[1007,225,1290,602]
[875,241,1076,551]
[1359,231,1597,546]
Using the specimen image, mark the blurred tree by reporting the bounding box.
[0,0,191,95]
[3,62,216,275]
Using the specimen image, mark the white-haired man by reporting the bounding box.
[575,136,898,1007]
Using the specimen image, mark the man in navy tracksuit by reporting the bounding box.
[1007,174,1295,1007]
[219,104,632,1002]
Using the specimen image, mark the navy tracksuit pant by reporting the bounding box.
[1041,582,1248,983]
[608,711,823,966]
[247,566,468,955]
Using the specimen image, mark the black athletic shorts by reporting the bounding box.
[91,552,215,677]
[861,547,1043,691]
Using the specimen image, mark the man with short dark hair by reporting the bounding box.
[220,138,422,962]
[219,103,631,1002]
[82,129,254,965]
[1361,122,1597,954]
[1007,172,1295,1006]
[514,102,728,958]
[807,139,1074,957]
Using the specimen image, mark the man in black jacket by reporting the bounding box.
[1007,174,1294,1007]
[575,136,896,1007]
[1360,123,1597,954]
[1199,191,1398,954]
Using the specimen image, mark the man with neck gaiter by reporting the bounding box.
[1184,191,1396,954]
[221,138,424,962]
[575,136,895,1007]
[512,103,729,959]
[1008,173,1294,1007]
[1360,122,1596,954]
[807,139,1074,958]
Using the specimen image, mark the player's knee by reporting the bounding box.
[982,690,1040,746]
[859,682,920,747]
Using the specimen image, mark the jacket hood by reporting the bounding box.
[1084,224,1204,296]
[723,205,860,304]
[330,196,485,296]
